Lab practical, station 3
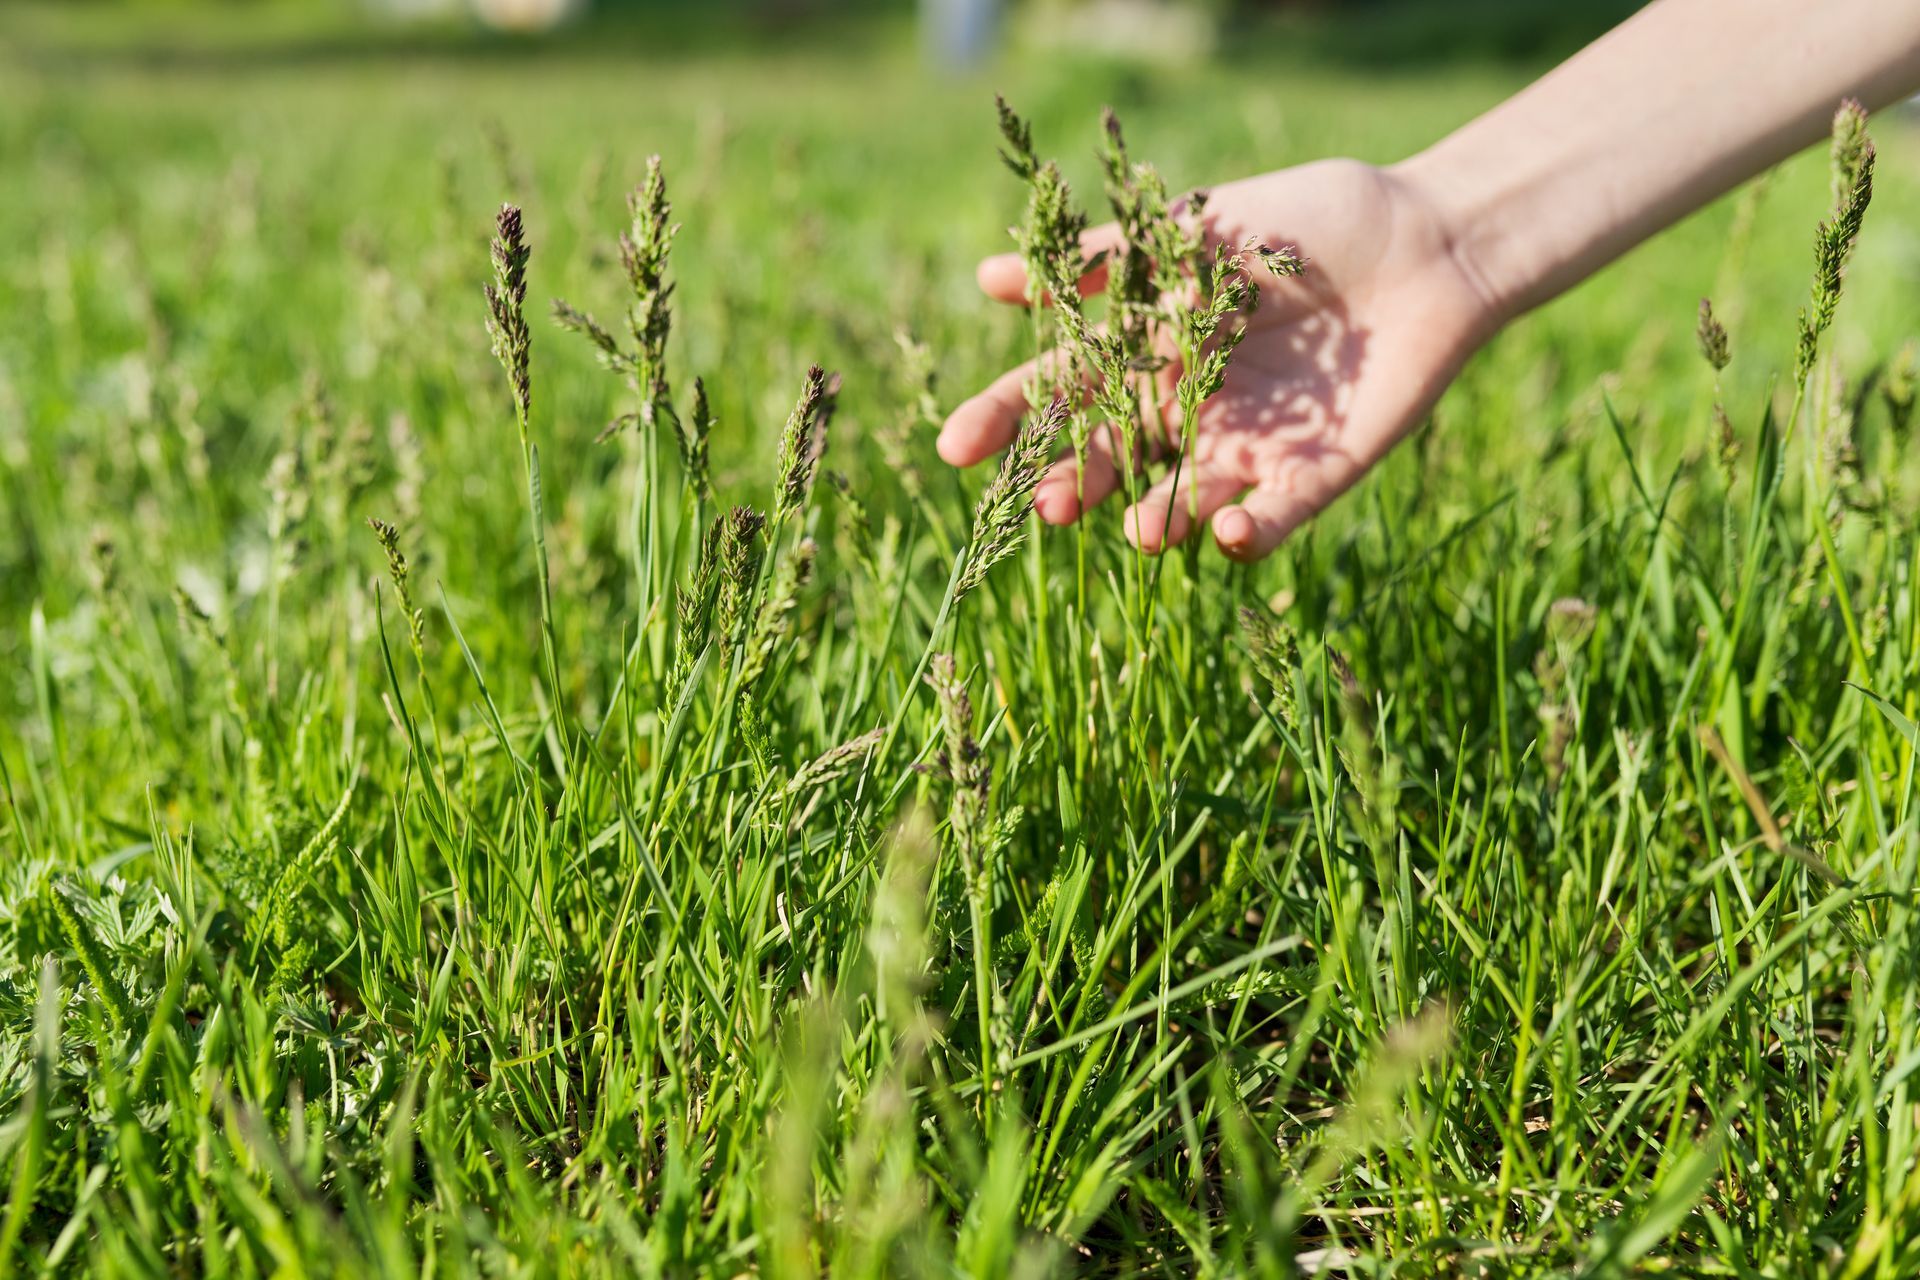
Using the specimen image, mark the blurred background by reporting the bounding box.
[4,0,1650,68]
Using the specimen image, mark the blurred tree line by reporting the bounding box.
[35,0,1648,69]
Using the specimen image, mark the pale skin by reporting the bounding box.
[937,0,1920,562]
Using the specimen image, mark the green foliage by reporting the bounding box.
[4,19,1920,1277]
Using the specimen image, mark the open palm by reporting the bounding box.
[937,159,1498,560]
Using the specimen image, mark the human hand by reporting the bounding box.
[937,159,1501,561]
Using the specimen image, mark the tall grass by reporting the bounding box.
[3,30,1920,1276]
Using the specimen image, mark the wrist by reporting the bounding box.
[1388,142,1542,334]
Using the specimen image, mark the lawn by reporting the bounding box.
[4,4,1920,1274]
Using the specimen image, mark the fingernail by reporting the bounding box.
[1034,489,1075,525]
[1214,508,1251,547]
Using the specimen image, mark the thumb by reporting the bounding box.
[976,222,1126,306]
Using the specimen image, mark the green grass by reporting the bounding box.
[5,7,1920,1275]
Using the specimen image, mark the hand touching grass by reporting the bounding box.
[943,0,1920,562]
[939,159,1498,561]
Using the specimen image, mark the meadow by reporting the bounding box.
[4,5,1920,1274]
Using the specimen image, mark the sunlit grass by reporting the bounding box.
[4,12,1920,1275]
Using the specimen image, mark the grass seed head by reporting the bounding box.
[667,514,728,700]
[485,203,533,430]
[1535,600,1593,791]
[1329,648,1365,724]
[1137,166,1205,300]
[1831,98,1870,216]
[879,330,937,498]
[1328,647,1377,798]
[620,156,676,299]
[1249,240,1305,280]
[366,516,425,660]
[716,504,766,649]
[1098,106,1161,334]
[1016,160,1091,323]
[1100,104,1126,158]
[741,537,817,693]
[927,653,977,778]
[595,412,639,444]
[1238,606,1301,733]
[1798,114,1874,386]
[620,157,682,449]
[959,396,1067,598]
[1180,249,1259,404]
[926,654,990,879]
[1536,610,1582,790]
[997,99,1093,343]
[550,297,629,370]
[894,328,940,426]
[1712,402,1741,481]
[1696,297,1730,372]
[824,468,872,542]
[775,365,835,523]
[686,375,715,500]
[678,513,726,636]
[554,157,691,473]
[784,726,884,800]
[994,94,1036,181]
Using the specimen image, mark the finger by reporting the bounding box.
[938,348,1092,467]
[1123,462,1244,555]
[1211,485,1324,562]
[1033,424,1128,525]
[976,222,1127,307]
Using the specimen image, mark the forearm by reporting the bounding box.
[1396,0,1920,324]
